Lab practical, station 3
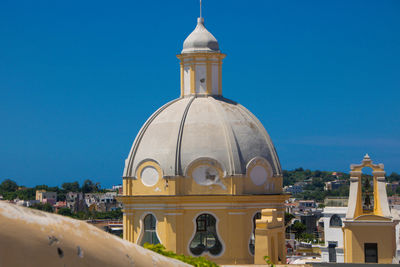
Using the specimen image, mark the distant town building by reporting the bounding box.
[298,200,317,212]
[14,199,39,207]
[300,212,322,236]
[284,184,303,194]
[53,201,67,212]
[112,185,123,194]
[324,180,346,191]
[35,190,57,205]
[285,202,298,214]
[324,197,348,207]
[389,196,400,207]
[85,192,121,212]
[320,206,348,263]
[66,192,86,213]
[331,172,343,178]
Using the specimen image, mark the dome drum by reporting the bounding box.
[125,156,282,196]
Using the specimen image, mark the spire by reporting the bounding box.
[200,0,202,19]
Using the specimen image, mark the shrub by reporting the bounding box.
[143,243,219,267]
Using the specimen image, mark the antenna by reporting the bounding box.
[200,0,202,18]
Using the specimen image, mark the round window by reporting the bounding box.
[141,166,159,187]
[250,165,268,186]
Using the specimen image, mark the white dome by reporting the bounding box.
[123,96,282,178]
[182,18,220,54]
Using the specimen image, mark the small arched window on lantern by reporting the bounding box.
[329,214,342,227]
[189,213,222,256]
[249,212,262,255]
[140,214,160,245]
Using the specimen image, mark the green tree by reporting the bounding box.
[31,203,54,213]
[62,181,80,192]
[387,185,394,197]
[388,172,400,183]
[285,213,295,226]
[300,233,315,242]
[291,221,306,238]
[57,207,73,217]
[15,188,36,200]
[81,179,100,193]
[314,170,322,177]
[0,179,18,192]
[396,186,400,195]
[35,184,49,191]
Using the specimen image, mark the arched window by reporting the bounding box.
[249,212,262,255]
[140,214,160,245]
[329,214,342,227]
[189,214,222,256]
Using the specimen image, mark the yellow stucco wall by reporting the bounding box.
[343,223,396,263]
[120,156,286,264]
[119,194,288,265]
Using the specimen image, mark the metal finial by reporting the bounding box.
[200,0,202,18]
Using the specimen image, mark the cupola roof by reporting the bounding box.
[181,18,220,54]
[123,97,282,179]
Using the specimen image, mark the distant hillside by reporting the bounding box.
[283,168,400,201]
[1,170,399,203]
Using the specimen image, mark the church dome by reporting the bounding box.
[123,96,282,179]
[182,18,220,54]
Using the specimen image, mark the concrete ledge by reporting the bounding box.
[0,202,190,267]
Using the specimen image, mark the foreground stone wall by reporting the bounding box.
[0,202,189,267]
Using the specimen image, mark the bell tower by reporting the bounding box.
[346,154,391,218]
[343,154,398,263]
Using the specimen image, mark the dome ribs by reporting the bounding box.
[235,104,282,176]
[174,96,196,176]
[123,98,181,178]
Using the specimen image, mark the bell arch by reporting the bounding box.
[346,154,391,219]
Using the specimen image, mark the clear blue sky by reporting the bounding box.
[1,0,399,188]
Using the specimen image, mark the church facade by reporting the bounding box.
[118,15,288,264]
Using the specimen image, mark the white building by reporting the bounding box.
[320,206,347,263]
[391,208,400,260]
[284,184,303,194]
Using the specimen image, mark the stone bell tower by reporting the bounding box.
[343,154,398,263]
